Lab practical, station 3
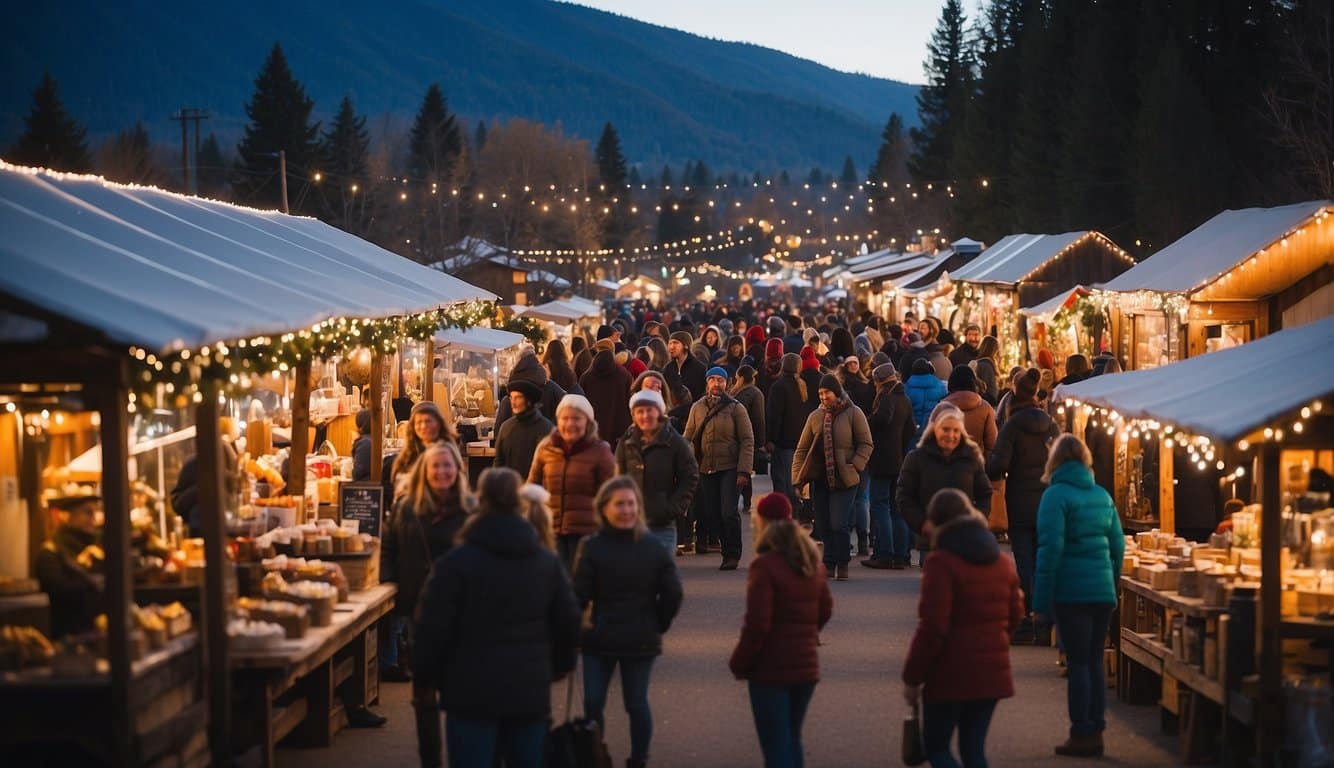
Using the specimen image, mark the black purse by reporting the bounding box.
[547,663,612,768]
[901,702,926,766]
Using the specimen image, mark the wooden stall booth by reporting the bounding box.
[1100,201,1333,371]
[1061,317,1334,766]
[1018,285,1102,368]
[433,326,526,482]
[519,297,603,344]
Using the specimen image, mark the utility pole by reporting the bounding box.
[170,108,210,194]
[278,150,289,214]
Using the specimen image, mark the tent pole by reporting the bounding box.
[290,362,311,515]
[369,353,385,484]
[96,356,134,767]
[1257,442,1282,762]
[196,382,231,766]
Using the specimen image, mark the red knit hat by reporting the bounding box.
[1036,348,1055,371]
[745,325,767,348]
[764,337,784,360]
[800,346,820,371]
[756,493,793,521]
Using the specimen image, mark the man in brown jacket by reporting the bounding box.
[684,367,755,570]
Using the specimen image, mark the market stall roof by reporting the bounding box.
[435,326,526,354]
[949,231,1091,286]
[1019,285,1091,319]
[522,298,602,323]
[528,269,571,289]
[849,250,922,278]
[1099,200,1332,295]
[854,253,936,282]
[0,163,496,353]
[592,278,621,291]
[1061,316,1334,442]
[893,258,955,296]
[843,247,893,268]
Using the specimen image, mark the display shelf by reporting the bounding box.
[0,632,198,689]
[1165,656,1224,705]
[1121,628,1167,673]
[1278,616,1334,639]
[1121,576,1229,619]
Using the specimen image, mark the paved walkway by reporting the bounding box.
[278,477,1179,767]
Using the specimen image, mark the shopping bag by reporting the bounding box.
[901,702,926,766]
[547,670,612,768]
[988,479,1008,532]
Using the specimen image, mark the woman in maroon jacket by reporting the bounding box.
[730,493,833,768]
[902,488,1023,768]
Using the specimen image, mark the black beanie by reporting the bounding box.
[948,365,977,393]
[818,374,845,398]
[912,358,935,376]
[1014,368,1042,402]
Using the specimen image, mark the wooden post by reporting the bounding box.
[422,341,435,403]
[195,382,231,766]
[290,362,312,506]
[369,353,385,484]
[1258,442,1282,761]
[1113,423,1129,516]
[96,358,134,767]
[1159,435,1175,534]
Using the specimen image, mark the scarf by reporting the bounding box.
[822,399,848,486]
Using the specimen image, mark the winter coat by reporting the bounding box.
[35,526,103,638]
[414,512,579,719]
[733,384,767,449]
[528,433,616,536]
[683,394,755,475]
[902,515,1023,702]
[580,350,633,445]
[986,404,1061,528]
[492,406,554,475]
[728,551,833,684]
[381,494,467,617]
[866,382,916,478]
[667,354,708,404]
[897,344,930,377]
[495,353,567,431]
[1033,461,1126,614]
[615,423,700,529]
[929,347,953,380]
[896,438,992,534]
[842,376,875,414]
[573,527,684,657]
[792,399,874,490]
[942,390,998,457]
[974,357,1001,405]
[948,343,979,368]
[905,373,948,444]
[766,375,816,450]
[351,434,372,482]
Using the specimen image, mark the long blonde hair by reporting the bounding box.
[1042,434,1092,484]
[753,515,822,578]
[401,441,470,519]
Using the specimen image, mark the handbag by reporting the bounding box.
[901,701,926,766]
[547,666,612,768]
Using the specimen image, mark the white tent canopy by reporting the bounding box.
[522,299,602,324]
[949,231,1088,285]
[854,253,935,282]
[1060,316,1334,442]
[1020,285,1090,320]
[434,326,526,354]
[1100,201,1331,295]
[0,164,496,353]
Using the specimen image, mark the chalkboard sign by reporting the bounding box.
[339,482,384,538]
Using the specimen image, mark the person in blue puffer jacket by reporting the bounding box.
[1033,434,1125,759]
[904,358,947,444]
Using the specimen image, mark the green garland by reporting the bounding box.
[499,316,551,352]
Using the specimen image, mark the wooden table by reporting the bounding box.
[230,584,396,766]
[0,592,50,636]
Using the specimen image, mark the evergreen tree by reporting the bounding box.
[408,83,462,184]
[840,155,858,186]
[628,166,642,187]
[690,159,711,189]
[474,120,488,152]
[595,122,628,190]
[779,170,791,186]
[318,95,372,234]
[681,161,694,187]
[96,122,159,186]
[7,72,91,172]
[660,165,673,187]
[195,133,228,198]
[868,113,913,246]
[909,0,974,182]
[232,43,320,211]
[807,167,824,185]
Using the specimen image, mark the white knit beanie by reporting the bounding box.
[556,394,596,421]
[628,388,666,415]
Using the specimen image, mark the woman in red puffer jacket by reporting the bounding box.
[902,488,1023,768]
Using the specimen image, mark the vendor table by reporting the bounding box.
[466,443,496,486]
[230,583,395,766]
[0,592,50,636]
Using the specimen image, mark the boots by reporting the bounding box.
[626,760,647,768]
[1054,732,1104,757]
[412,689,443,768]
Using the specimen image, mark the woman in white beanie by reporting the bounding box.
[528,394,616,569]
[616,388,701,554]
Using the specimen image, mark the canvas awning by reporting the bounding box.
[522,299,601,324]
[434,326,526,354]
[1060,316,1334,442]
[0,163,497,353]
[854,254,936,282]
[1020,285,1090,320]
[950,231,1093,286]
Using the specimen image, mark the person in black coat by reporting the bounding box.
[492,378,554,475]
[351,408,373,481]
[414,467,579,768]
[494,350,567,433]
[896,406,992,546]
[580,348,633,445]
[616,389,700,553]
[572,476,684,767]
[667,331,707,403]
[985,368,1061,642]
[863,363,916,569]
[766,353,817,511]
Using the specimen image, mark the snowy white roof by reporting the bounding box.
[0,163,496,353]
[1100,201,1332,295]
[844,247,894,267]
[849,250,920,277]
[1019,285,1090,319]
[435,326,526,354]
[853,254,936,282]
[1061,316,1334,441]
[950,231,1099,285]
[527,270,571,289]
[893,258,956,296]
[523,299,601,323]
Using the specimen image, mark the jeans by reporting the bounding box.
[698,470,742,558]
[583,654,656,762]
[379,615,409,669]
[648,526,677,554]
[747,681,816,768]
[922,698,997,768]
[444,714,546,768]
[1053,602,1113,737]
[869,475,908,561]
[557,533,584,572]
[772,448,797,507]
[1009,526,1037,615]
[854,472,870,541]
[812,480,857,566]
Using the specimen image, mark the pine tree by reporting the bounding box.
[318,95,372,234]
[660,165,673,187]
[595,122,628,190]
[690,159,711,189]
[779,170,791,186]
[681,161,694,187]
[474,120,488,152]
[7,72,91,172]
[408,83,462,184]
[628,166,642,187]
[96,122,159,185]
[840,155,858,186]
[195,133,228,198]
[807,168,824,185]
[868,113,913,246]
[909,0,974,182]
[232,43,320,211]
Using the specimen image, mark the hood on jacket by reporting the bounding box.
[591,348,618,374]
[1050,459,1096,490]
[906,372,946,391]
[509,352,550,387]
[933,514,1000,564]
[1006,403,1056,434]
[943,390,985,412]
[463,510,541,558]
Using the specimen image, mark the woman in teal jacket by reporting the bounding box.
[1033,434,1124,759]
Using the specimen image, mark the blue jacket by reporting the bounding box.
[904,373,947,443]
[1033,461,1125,614]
